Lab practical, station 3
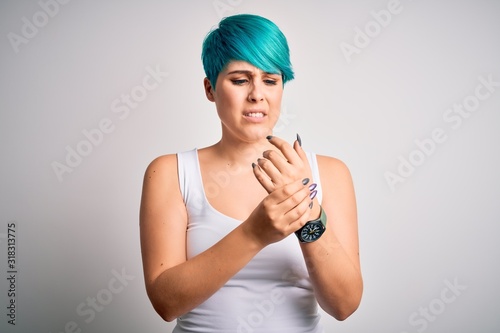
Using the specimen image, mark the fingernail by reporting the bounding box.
[309,201,314,209]
[309,190,317,200]
[296,133,302,147]
[302,178,310,185]
[309,183,317,191]
[266,135,273,140]
[252,162,256,168]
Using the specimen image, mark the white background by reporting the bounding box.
[1,0,499,332]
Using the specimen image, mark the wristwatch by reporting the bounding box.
[295,206,327,243]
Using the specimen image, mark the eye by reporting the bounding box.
[231,79,248,85]
[264,79,278,85]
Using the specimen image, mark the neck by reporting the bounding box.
[212,134,274,167]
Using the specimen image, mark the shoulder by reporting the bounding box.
[315,154,355,198]
[316,155,353,182]
[142,154,180,192]
[140,153,187,225]
[144,153,178,177]
[145,154,178,173]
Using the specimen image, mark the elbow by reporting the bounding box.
[161,313,178,323]
[323,282,363,321]
[147,287,180,322]
[151,301,179,323]
[326,298,361,321]
[341,292,362,320]
[332,302,360,321]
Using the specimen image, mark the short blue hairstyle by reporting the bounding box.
[202,14,294,89]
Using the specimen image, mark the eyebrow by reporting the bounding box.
[226,70,280,76]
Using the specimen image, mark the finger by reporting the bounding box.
[293,134,309,165]
[270,177,310,207]
[281,185,313,228]
[258,153,290,187]
[262,149,293,177]
[252,161,275,193]
[285,192,313,232]
[267,136,303,166]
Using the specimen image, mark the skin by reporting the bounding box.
[140,61,363,323]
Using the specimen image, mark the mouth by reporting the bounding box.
[243,111,267,123]
[244,112,265,118]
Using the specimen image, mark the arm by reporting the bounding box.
[300,156,362,320]
[254,137,363,320]
[140,154,314,321]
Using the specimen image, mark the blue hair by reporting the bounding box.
[202,14,294,89]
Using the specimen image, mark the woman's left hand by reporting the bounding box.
[253,135,313,194]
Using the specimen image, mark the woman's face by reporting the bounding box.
[205,60,284,142]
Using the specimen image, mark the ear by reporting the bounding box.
[204,77,215,102]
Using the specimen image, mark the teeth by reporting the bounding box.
[246,112,264,118]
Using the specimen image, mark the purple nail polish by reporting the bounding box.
[309,201,314,209]
[302,178,310,185]
[309,183,317,191]
[309,190,317,200]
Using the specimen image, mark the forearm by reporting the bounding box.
[300,233,363,321]
[148,225,263,321]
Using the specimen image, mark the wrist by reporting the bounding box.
[295,205,327,243]
[240,220,267,250]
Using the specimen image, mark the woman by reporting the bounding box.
[140,14,362,332]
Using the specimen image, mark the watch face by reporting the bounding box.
[300,222,325,242]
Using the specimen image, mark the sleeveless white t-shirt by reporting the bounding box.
[173,149,325,333]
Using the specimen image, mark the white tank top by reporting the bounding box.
[173,149,325,333]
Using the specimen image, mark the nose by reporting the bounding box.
[248,82,264,102]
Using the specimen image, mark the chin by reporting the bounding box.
[246,126,273,140]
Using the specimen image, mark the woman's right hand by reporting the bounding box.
[242,177,313,247]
